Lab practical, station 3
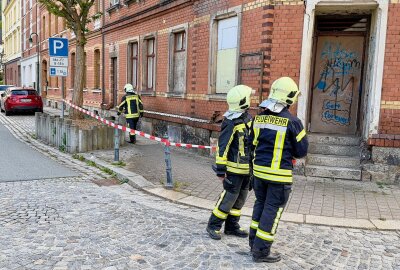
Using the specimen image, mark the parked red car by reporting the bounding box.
[0,87,43,116]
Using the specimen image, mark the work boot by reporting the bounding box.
[224,227,249,238]
[206,227,222,240]
[252,249,281,263]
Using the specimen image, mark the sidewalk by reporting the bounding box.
[12,106,400,229]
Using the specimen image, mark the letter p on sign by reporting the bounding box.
[49,37,69,57]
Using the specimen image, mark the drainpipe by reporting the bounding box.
[101,0,105,106]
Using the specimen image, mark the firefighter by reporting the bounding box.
[248,77,308,263]
[206,85,253,240]
[117,83,144,144]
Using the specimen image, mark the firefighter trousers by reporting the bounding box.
[249,177,291,252]
[208,173,250,231]
[126,118,139,143]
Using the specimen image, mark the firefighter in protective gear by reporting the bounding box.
[117,83,144,144]
[248,77,308,263]
[206,85,253,240]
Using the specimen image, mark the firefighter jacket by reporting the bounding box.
[117,93,144,119]
[214,112,252,176]
[249,108,308,184]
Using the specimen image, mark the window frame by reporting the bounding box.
[94,49,101,89]
[167,24,189,96]
[208,8,242,97]
[141,34,157,95]
[127,41,139,90]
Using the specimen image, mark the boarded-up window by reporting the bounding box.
[94,49,101,89]
[145,38,155,90]
[48,14,51,37]
[171,31,186,93]
[42,16,46,40]
[216,16,238,94]
[71,52,76,87]
[128,42,138,89]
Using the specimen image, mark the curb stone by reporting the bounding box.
[82,152,400,231]
[2,113,400,231]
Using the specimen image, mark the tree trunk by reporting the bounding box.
[70,33,86,119]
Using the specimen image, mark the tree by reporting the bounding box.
[38,0,101,119]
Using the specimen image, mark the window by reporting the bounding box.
[48,14,51,37]
[174,32,186,52]
[168,30,187,94]
[83,52,87,88]
[95,0,100,13]
[55,16,58,34]
[62,19,66,30]
[144,38,155,91]
[128,42,138,89]
[94,49,101,89]
[209,13,240,95]
[42,16,46,40]
[110,0,119,6]
[71,52,76,87]
[215,16,238,93]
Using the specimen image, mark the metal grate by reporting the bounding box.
[316,16,369,33]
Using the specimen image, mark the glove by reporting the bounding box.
[249,175,254,191]
[117,111,121,116]
[140,112,144,117]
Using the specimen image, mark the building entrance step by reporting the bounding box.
[305,165,362,181]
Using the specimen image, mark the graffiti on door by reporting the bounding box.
[313,42,361,126]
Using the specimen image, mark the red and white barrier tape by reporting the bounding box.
[64,100,217,150]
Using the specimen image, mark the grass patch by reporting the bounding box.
[86,160,97,167]
[100,166,117,177]
[72,154,86,161]
[111,161,126,167]
[376,182,387,189]
[173,180,189,191]
[30,133,37,139]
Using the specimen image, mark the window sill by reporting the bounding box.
[92,89,102,93]
[106,3,121,13]
[140,91,156,97]
[165,92,185,98]
[207,93,227,101]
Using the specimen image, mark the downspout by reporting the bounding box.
[101,0,105,106]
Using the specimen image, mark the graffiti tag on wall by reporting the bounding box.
[313,42,361,126]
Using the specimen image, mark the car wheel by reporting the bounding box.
[5,110,11,116]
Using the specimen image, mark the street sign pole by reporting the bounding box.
[61,77,65,119]
[49,38,69,118]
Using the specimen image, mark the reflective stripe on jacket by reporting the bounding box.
[117,93,144,118]
[215,112,252,176]
[249,108,308,184]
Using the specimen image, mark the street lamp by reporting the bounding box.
[29,32,40,94]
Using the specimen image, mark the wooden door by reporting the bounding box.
[310,35,364,135]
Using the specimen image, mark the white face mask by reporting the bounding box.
[259,99,286,113]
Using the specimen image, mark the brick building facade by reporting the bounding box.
[16,0,400,181]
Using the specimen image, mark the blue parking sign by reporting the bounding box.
[49,38,69,57]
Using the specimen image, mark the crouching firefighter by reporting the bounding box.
[117,83,144,144]
[206,85,253,240]
[248,77,308,263]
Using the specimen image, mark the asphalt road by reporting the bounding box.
[0,122,77,182]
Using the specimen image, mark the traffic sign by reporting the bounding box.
[49,38,69,57]
[50,57,68,67]
[50,67,68,77]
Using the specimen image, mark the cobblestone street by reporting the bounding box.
[1,178,400,270]
[1,111,400,269]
